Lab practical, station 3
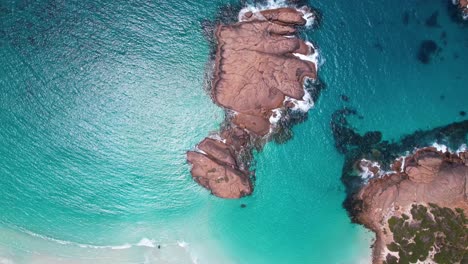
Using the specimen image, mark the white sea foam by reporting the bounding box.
[286,90,314,112]
[298,6,316,27]
[393,143,467,174]
[194,146,207,155]
[20,227,159,251]
[428,142,467,154]
[0,258,14,264]
[239,0,288,22]
[137,238,156,248]
[239,0,316,27]
[400,156,406,172]
[108,244,132,250]
[177,240,188,248]
[269,108,283,124]
[431,142,448,152]
[293,41,319,69]
[456,143,467,154]
[358,159,397,180]
[208,133,226,144]
[288,42,320,113]
[176,241,200,264]
[284,77,315,113]
[358,159,382,180]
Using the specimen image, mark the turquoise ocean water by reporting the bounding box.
[0,0,466,263]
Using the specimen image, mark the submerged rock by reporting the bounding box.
[187,151,253,199]
[417,40,439,64]
[402,11,410,25]
[187,5,320,199]
[425,11,439,27]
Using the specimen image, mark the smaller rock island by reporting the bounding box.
[187,5,319,198]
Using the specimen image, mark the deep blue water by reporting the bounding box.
[0,0,466,263]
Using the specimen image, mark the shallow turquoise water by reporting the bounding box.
[0,0,466,263]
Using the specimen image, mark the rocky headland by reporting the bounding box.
[354,148,468,263]
[187,4,320,198]
[331,109,468,263]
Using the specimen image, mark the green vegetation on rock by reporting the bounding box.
[383,204,468,264]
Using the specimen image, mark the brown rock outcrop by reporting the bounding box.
[352,147,468,263]
[213,15,316,123]
[455,0,468,19]
[187,151,252,199]
[187,5,318,198]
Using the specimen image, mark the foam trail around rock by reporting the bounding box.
[239,0,316,26]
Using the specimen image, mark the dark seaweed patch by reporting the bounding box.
[340,94,350,102]
[402,11,409,25]
[200,19,216,51]
[425,11,439,27]
[27,36,35,45]
[217,3,244,25]
[373,42,383,52]
[417,40,439,64]
[440,31,447,39]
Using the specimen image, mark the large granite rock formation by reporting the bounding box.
[187,6,318,198]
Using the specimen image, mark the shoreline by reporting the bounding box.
[355,147,468,263]
[331,108,468,263]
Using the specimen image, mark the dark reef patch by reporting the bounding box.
[417,40,439,64]
[330,107,468,219]
[425,11,439,27]
[402,11,410,25]
[340,94,350,102]
[461,111,467,117]
[373,42,383,52]
[440,31,447,39]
